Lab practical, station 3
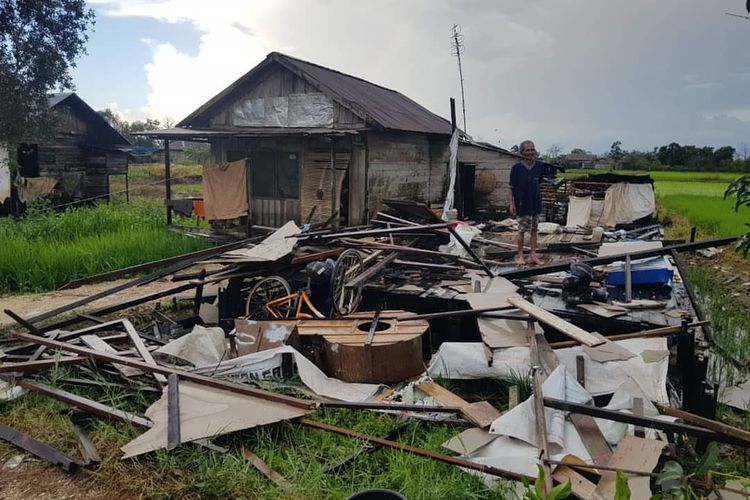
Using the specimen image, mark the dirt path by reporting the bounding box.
[0,460,116,499]
[0,277,185,329]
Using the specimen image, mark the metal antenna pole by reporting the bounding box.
[451,24,467,133]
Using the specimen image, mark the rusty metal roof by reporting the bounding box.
[178,52,453,136]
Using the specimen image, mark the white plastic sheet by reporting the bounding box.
[196,345,382,402]
[428,338,669,402]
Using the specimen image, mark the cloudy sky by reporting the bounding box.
[75,0,750,154]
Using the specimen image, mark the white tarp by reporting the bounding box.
[194,345,382,403]
[441,128,459,216]
[628,183,656,221]
[428,338,669,403]
[566,195,593,228]
[154,325,227,368]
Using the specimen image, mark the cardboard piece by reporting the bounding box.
[463,292,528,348]
[593,436,665,499]
[121,381,308,458]
[442,428,497,455]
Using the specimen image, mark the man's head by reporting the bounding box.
[519,140,536,161]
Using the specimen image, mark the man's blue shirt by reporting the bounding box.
[510,161,543,216]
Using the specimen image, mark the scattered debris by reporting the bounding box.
[0,198,745,497]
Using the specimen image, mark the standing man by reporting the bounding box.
[509,140,543,265]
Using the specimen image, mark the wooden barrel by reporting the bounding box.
[296,311,429,383]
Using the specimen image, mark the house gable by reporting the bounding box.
[205,63,366,130]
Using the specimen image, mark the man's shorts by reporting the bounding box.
[518,214,539,233]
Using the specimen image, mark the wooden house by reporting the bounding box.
[144,52,521,227]
[16,92,131,203]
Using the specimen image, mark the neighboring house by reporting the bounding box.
[15,92,131,204]
[142,52,521,227]
[562,153,597,169]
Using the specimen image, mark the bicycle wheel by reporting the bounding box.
[330,249,364,316]
[245,276,292,318]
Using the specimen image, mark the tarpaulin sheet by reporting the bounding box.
[202,159,248,220]
[428,338,669,403]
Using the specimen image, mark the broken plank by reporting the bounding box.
[12,332,314,410]
[242,448,291,489]
[552,465,603,500]
[123,320,167,385]
[532,367,554,494]
[300,418,532,482]
[80,335,144,377]
[593,436,664,500]
[167,374,181,451]
[0,424,82,472]
[0,357,86,373]
[654,403,750,446]
[15,379,153,427]
[416,381,501,428]
[507,297,604,347]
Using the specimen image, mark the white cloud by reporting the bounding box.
[102,101,136,122]
[90,0,750,151]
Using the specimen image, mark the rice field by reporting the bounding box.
[563,168,748,237]
[0,201,212,293]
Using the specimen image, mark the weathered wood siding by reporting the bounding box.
[428,138,450,206]
[457,143,515,208]
[208,65,366,130]
[208,136,352,227]
[365,132,430,218]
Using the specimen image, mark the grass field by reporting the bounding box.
[0,201,211,293]
[563,168,749,237]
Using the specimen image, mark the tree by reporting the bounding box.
[0,0,95,150]
[97,109,162,148]
[726,175,750,255]
[609,140,624,163]
[570,148,590,155]
[545,144,563,160]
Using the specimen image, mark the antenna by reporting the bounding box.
[450,24,467,133]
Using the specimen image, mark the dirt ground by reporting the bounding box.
[0,459,115,500]
[0,276,192,329]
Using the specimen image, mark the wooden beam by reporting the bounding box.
[507,297,604,347]
[0,424,82,472]
[12,332,314,411]
[0,357,87,373]
[122,320,167,385]
[654,403,750,445]
[299,418,533,482]
[241,448,291,489]
[532,367,553,494]
[167,373,181,450]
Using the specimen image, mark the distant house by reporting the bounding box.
[562,153,597,169]
[142,52,522,227]
[12,92,131,206]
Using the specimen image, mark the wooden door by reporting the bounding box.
[250,151,300,227]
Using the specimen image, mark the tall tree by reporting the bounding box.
[609,140,624,163]
[0,0,95,149]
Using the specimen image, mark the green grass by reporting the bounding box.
[0,201,212,293]
[658,195,749,237]
[0,365,513,499]
[562,168,743,183]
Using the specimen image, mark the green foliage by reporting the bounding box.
[651,443,719,500]
[0,0,95,146]
[610,140,624,163]
[0,200,211,292]
[97,109,162,147]
[523,465,572,500]
[615,470,631,500]
[725,174,750,255]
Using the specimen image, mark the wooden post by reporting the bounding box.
[165,139,172,225]
[624,254,632,302]
[330,140,337,229]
